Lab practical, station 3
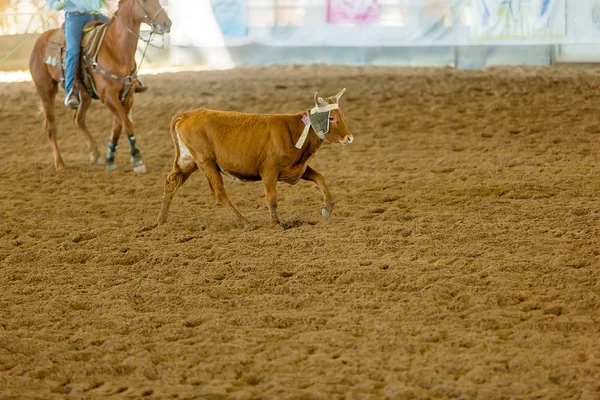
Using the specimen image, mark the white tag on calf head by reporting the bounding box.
[295,121,311,149]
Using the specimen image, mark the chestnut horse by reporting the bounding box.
[29,0,172,172]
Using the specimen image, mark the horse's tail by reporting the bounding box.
[170,112,184,173]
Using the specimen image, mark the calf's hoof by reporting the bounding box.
[321,208,332,218]
[140,223,159,231]
[54,158,66,170]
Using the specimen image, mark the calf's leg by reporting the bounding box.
[204,177,219,205]
[201,161,247,222]
[301,166,335,218]
[157,164,198,225]
[261,171,280,224]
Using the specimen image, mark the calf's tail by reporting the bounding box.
[169,112,184,173]
[158,112,185,225]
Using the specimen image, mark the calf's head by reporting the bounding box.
[313,89,353,145]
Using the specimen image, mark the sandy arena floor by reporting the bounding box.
[0,65,599,399]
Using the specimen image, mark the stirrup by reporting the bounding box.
[134,80,148,94]
[64,91,80,109]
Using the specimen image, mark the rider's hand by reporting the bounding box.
[53,0,66,10]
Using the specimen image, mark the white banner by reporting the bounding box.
[327,0,380,24]
[471,0,566,39]
[167,0,594,50]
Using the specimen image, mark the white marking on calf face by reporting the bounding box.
[177,130,195,169]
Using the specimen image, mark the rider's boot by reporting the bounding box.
[65,88,80,109]
[134,78,148,94]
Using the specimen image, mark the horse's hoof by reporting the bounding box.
[132,156,147,174]
[133,164,147,174]
[90,154,103,165]
[321,208,331,218]
[105,163,118,172]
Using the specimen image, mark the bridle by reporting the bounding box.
[84,0,169,101]
[105,0,168,43]
[137,0,168,34]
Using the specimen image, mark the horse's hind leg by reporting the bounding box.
[74,92,102,165]
[36,79,64,169]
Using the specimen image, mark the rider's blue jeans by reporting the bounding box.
[64,12,110,95]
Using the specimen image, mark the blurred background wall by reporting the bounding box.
[1,0,598,72]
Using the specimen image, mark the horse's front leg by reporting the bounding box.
[104,93,146,173]
[105,116,121,172]
[125,106,146,174]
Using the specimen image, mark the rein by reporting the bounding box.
[84,0,163,101]
[104,0,166,48]
[0,10,59,65]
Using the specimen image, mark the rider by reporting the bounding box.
[47,0,148,109]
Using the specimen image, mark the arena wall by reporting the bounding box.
[1,0,600,72]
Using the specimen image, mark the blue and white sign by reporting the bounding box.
[471,0,566,39]
[211,0,247,37]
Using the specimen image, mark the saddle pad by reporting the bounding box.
[44,29,64,67]
[44,23,108,67]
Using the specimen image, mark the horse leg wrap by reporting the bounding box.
[105,141,117,171]
[127,135,146,173]
[127,135,140,158]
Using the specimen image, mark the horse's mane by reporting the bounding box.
[114,0,131,16]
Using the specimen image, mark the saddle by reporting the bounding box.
[44,21,136,101]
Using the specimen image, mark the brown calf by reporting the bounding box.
[157,89,353,225]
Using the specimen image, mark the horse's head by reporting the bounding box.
[134,0,172,34]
